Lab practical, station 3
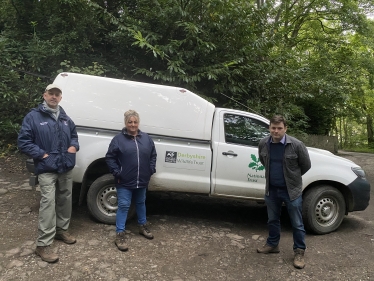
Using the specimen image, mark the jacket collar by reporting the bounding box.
[37,103,68,120]
[266,134,295,147]
[122,128,142,138]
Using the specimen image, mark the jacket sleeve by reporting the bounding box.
[105,138,121,177]
[69,120,79,151]
[258,139,265,166]
[298,142,311,176]
[17,113,46,159]
[149,136,157,175]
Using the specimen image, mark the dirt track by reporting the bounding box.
[0,152,373,281]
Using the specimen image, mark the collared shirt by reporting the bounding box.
[270,135,286,145]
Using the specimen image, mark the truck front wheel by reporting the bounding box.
[302,185,346,235]
[87,174,135,225]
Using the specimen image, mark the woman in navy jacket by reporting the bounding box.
[105,110,157,251]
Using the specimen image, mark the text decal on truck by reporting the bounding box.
[164,151,207,171]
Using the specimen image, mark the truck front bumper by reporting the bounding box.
[348,176,371,211]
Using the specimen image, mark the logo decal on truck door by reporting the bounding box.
[248,154,264,172]
[164,150,207,170]
[247,154,265,182]
[165,151,177,163]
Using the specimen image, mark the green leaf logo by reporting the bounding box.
[248,154,264,172]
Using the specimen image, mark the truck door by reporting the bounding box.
[211,111,269,199]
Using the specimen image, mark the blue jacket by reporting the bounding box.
[17,104,79,175]
[105,128,157,189]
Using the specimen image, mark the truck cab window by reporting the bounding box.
[224,114,269,146]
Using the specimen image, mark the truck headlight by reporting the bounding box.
[352,167,367,179]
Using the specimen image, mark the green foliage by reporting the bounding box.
[0,0,373,151]
[58,60,106,76]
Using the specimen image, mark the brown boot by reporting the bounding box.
[257,244,280,254]
[115,232,128,251]
[35,246,59,263]
[55,231,76,244]
[139,223,154,240]
[293,248,305,269]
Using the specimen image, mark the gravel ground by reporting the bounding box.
[0,152,373,281]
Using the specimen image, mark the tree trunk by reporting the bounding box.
[257,0,265,8]
[367,115,374,148]
[339,117,343,149]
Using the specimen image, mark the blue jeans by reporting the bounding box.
[116,187,147,233]
[265,188,306,250]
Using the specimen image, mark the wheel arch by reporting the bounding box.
[303,180,352,214]
[79,157,110,205]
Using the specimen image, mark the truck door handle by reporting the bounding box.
[222,152,238,156]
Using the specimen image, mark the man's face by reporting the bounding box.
[43,88,62,109]
[269,122,287,143]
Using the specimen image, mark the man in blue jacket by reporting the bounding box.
[257,115,311,269]
[18,84,79,263]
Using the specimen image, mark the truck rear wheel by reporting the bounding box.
[302,185,346,234]
[87,174,136,225]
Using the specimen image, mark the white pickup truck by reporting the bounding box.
[27,72,370,235]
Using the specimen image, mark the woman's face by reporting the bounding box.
[126,116,139,136]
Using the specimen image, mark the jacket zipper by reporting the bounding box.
[134,137,140,188]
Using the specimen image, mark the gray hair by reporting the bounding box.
[124,110,140,124]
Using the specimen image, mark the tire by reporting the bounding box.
[302,185,346,235]
[87,174,136,225]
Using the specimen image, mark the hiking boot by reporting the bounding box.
[139,223,154,240]
[257,244,280,254]
[115,232,128,251]
[55,231,76,244]
[293,248,305,269]
[35,246,59,263]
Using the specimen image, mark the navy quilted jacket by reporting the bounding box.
[105,128,157,189]
[17,104,79,175]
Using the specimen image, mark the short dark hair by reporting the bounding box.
[269,115,287,127]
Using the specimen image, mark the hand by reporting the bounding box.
[67,146,77,153]
[43,154,48,158]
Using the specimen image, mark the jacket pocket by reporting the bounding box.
[285,154,298,168]
[41,153,59,172]
[65,152,76,170]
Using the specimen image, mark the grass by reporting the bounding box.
[341,147,374,153]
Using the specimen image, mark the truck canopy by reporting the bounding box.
[55,73,215,140]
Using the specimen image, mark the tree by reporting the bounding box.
[0,0,373,149]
